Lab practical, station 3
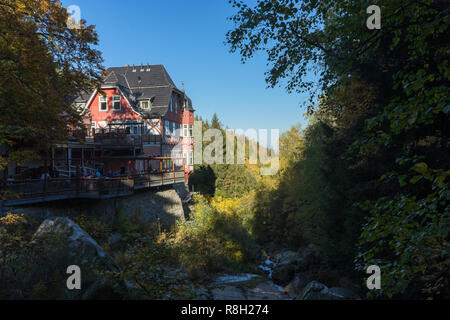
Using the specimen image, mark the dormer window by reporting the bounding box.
[112,95,121,111]
[99,95,107,111]
[76,102,85,111]
[140,100,150,109]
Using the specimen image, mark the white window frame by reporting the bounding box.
[165,121,170,136]
[169,121,174,135]
[175,122,180,137]
[112,95,121,111]
[76,102,85,111]
[140,100,150,109]
[91,121,96,135]
[183,124,188,137]
[99,95,108,112]
[131,124,139,136]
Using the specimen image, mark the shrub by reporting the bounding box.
[0,214,74,299]
[73,213,112,243]
[111,206,141,239]
[167,195,257,276]
[356,182,450,299]
[98,237,195,299]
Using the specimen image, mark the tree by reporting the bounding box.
[210,112,222,130]
[0,0,103,170]
[227,0,449,297]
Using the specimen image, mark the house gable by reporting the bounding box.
[86,88,142,125]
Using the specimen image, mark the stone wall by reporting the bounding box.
[4,183,188,229]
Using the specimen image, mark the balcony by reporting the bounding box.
[71,129,161,146]
[142,134,162,144]
[93,131,143,147]
[163,135,193,145]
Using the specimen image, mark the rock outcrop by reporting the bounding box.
[206,274,293,300]
[298,281,359,300]
[7,186,188,229]
[271,244,320,285]
[32,217,119,299]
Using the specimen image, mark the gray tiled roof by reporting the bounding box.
[109,64,176,88]
[75,64,193,118]
[74,90,91,103]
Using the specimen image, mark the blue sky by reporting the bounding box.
[62,0,311,134]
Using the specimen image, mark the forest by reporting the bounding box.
[189,0,449,299]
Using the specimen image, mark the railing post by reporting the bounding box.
[160,159,163,185]
[43,173,47,198]
[75,166,81,196]
[98,178,103,196]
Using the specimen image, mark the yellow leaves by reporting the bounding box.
[0,213,27,226]
[211,196,242,216]
[233,250,244,262]
[411,162,449,186]
[413,162,428,173]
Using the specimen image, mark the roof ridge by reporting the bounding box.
[159,65,176,87]
[129,85,171,89]
[123,69,133,94]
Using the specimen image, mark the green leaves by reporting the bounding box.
[0,0,104,165]
[227,0,449,299]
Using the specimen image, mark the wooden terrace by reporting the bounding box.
[2,157,187,206]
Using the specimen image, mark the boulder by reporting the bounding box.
[274,250,302,266]
[328,287,360,300]
[214,273,260,284]
[301,244,320,267]
[108,232,122,246]
[246,281,288,300]
[193,286,210,300]
[271,245,320,285]
[298,281,351,300]
[211,286,246,300]
[283,273,312,295]
[32,217,119,299]
[271,263,296,285]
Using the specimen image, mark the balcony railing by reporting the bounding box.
[163,135,193,145]
[71,130,162,146]
[2,170,186,206]
[142,135,162,144]
[94,132,142,146]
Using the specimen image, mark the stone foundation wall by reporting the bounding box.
[4,183,189,229]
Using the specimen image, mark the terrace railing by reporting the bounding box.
[2,168,186,206]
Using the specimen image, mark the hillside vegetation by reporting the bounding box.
[181,0,450,299]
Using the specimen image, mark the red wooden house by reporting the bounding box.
[1,64,194,206]
[73,64,195,177]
